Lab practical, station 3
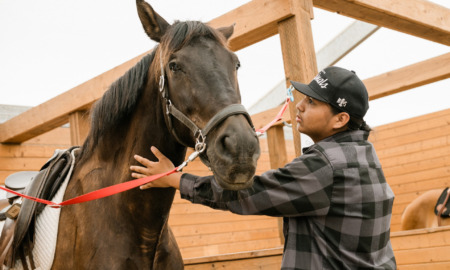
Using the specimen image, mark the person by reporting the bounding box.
[130,66,397,269]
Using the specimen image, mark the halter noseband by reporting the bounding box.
[158,48,255,157]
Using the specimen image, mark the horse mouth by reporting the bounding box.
[214,171,255,190]
[206,153,258,190]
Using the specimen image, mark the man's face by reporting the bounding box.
[295,96,338,143]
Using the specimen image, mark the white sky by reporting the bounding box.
[0,0,449,128]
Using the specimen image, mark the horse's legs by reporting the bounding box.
[401,189,443,230]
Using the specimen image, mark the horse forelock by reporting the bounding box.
[153,21,228,79]
[80,50,156,159]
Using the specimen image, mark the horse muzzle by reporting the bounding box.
[205,115,260,190]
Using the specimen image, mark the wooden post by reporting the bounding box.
[69,110,90,146]
[274,0,318,244]
[278,0,318,157]
[266,125,289,243]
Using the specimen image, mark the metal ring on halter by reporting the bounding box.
[194,131,206,153]
[166,99,172,115]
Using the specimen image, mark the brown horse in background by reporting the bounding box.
[401,188,450,230]
[6,0,261,269]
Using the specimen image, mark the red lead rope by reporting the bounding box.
[0,168,179,208]
[255,97,291,135]
[1,98,291,207]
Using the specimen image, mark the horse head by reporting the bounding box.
[137,0,261,190]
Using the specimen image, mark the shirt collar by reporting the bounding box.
[302,130,370,153]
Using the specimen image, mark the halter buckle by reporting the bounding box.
[159,75,165,94]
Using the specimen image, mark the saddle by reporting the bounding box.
[434,187,450,225]
[0,147,79,269]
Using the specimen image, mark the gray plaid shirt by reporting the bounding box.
[180,130,396,269]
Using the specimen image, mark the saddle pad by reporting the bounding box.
[11,148,77,270]
[435,187,450,218]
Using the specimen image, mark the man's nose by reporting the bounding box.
[296,99,305,112]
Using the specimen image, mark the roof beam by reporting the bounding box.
[251,52,450,127]
[313,0,450,46]
[316,21,380,70]
[365,52,450,100]
[208,0,292,51]
[0,52,147,144]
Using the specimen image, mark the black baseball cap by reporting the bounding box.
[290,66,369,118]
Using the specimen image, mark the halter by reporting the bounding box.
[158,48,255,168]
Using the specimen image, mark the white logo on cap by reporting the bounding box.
[313,72,328,89]
[337,98,347,107]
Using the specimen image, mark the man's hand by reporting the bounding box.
[130,146,181,190]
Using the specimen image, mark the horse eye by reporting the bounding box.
[235,62,241,70]
[169,62,180,72]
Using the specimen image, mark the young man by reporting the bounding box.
[131,66,397,269]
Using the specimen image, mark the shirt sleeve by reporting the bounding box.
[180,148,334,217]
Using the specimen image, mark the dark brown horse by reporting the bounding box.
[48,1,261,269]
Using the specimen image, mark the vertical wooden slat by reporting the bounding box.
[266,125,289,243]
[278,0,318,156]
[69,110,90,146]
[266,125,288,169]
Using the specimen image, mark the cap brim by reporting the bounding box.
[290,81,328,103]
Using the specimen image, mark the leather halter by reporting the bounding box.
[158,48,255,155]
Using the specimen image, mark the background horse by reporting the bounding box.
[8,0,260,268]
[401,188,450,230]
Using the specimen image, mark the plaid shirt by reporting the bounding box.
[180,130,396,269]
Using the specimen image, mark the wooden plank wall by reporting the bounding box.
[1,107,449,265]
[391,227,450,269]
[0,127,71,184]
[369,108,450,232]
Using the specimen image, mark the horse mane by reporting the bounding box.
[80,50,155,159]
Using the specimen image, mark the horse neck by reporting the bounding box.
[129,82,188,167]
[74,77,187,190]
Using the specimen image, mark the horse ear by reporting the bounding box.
[217,23,235,40]
[136,0,170,42]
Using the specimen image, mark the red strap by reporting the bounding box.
[0,167,178,208]
[1,98,292,207]
[255,97,291,134]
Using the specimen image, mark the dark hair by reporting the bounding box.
[330,106,372,132]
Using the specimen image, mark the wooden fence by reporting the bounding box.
[1,0,450,268]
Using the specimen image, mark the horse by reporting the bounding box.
[4,0,261,268]
[401,188,450,230]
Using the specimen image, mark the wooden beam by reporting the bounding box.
[69,110,90,146]
[313,0,450,46]
[278,0,318,156]
[316,21,380,70]
[208,0,293,51]
[250,52,450,126]
[365,52,450,100]
[0,52,148,144]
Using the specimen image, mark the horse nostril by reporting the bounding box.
[220,135,236,153]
